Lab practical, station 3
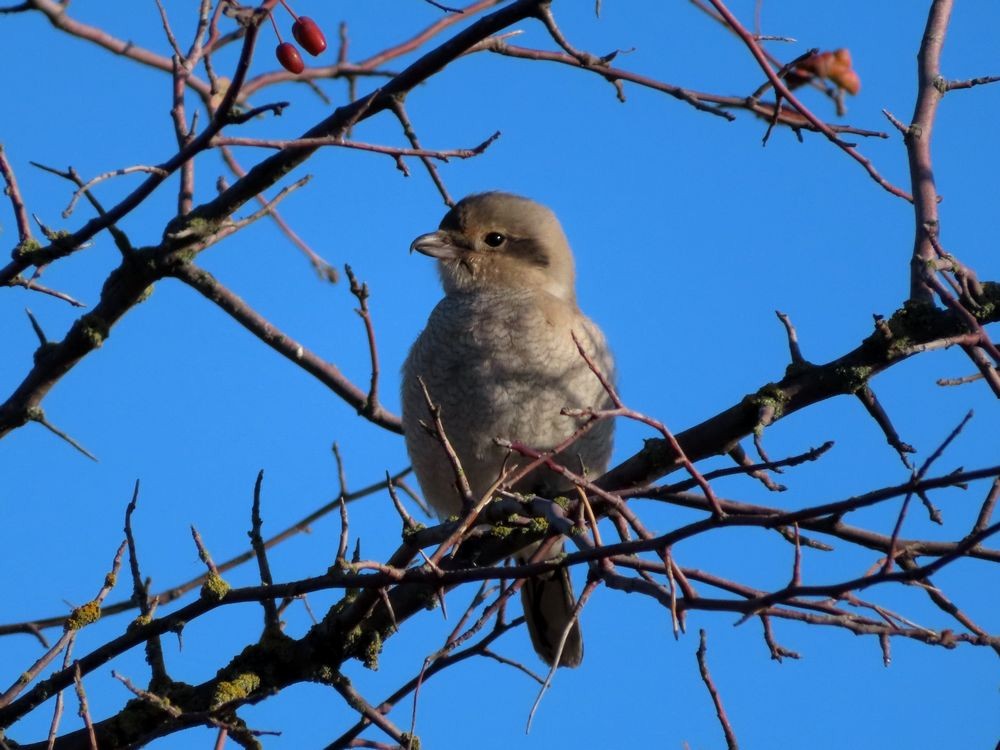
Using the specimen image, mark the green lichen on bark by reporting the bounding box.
[128,614,152,632]
[527,516,549,534]
[66,600,101,630]
[79,313,110,348]
[747,382,790,432]
[212,673,261,708]
[830,364,874,393]
[200,572,230,601]
[136,284,155,304]
[362,631,382,670]
[12,237,41,259]
[488,523,515,539]
[344,625,383,670]
[402,521,427,542]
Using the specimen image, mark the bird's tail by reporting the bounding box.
[520,557,583,668]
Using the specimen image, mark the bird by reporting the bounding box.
[401,192,615,667]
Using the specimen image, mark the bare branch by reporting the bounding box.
[696,630,739,750]
[0,143,32,245]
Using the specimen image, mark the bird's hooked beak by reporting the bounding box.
[409,230,468,260]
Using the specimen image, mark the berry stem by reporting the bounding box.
[268,9,285,42]
[278,0,299,21]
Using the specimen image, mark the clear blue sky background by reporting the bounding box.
[1,2,997,748]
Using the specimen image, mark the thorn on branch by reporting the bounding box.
[26,407,98,462]
[351,539,362,566]
[30,212,65,242]
[7,276,87,307]
[24,308,47,345]
[881,108,908,135]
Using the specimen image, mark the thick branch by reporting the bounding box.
[907,0,953,301]
[600,290,1000,489]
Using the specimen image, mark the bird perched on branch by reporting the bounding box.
[402,192,615,667]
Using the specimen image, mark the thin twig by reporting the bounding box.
[345,265,382,417]
[26,408,98,461]
[72,664,97,750]
[526,577,600,732]
[696,630,739,750]
[249,470,280,632]
[44,633,76,750]
[0,143,32,243]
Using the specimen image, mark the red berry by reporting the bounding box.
[292,17,327,56]
[276,42,305,74]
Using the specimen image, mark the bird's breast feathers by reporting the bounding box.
[404,289,613,443]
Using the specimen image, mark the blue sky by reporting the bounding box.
[1,2,997,748]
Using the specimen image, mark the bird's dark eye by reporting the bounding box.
[483,232,505,247]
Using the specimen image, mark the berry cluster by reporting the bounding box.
[271,0,327,74]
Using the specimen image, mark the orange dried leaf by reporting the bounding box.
[791,48,861,96]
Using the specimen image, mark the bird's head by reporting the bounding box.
[410,192,577,302]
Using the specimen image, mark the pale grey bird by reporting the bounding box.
[401,192,615,667]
